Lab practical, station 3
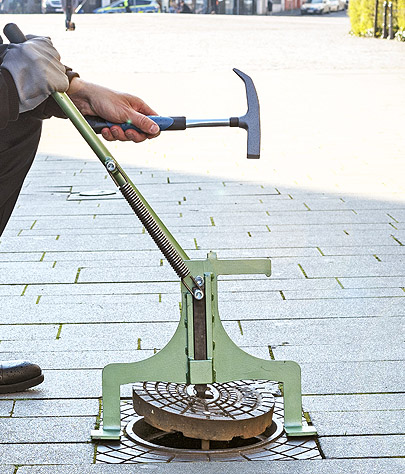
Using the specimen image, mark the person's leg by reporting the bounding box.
[0,184,23,237]
[0,122,44,393]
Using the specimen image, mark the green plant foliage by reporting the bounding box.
[349,0,403,36]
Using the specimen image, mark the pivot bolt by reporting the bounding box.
[106,160,116,172]
[193,288,204,300]
[195,275,204,287]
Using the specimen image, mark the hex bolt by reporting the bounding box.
[195,276,204,287]
[193,288,204,300]
[106,160,116,172]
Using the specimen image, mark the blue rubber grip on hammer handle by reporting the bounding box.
[85,116,186,134]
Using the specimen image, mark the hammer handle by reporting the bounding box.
[85,115,186,134]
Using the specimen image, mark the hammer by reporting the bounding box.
[85,68,261,159]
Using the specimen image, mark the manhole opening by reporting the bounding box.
[126,418,279,452]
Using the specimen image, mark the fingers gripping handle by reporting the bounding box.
[85,115,186,134]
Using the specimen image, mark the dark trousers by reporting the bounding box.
[0,117,41,237]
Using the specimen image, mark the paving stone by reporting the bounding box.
[339,276,405,289]
[2,350,156,370]
[0,301,181,324]
[0,416,95,443]
[311,410,405,436]
[299,361,405,394]
[13,399,99,417]
[320,245,405,257]
[0,324,59,341]
[0,402,13,417]
[320,434,405,458]
[0,369,101,399]
[0,252,42,262]
[0,443,93,465]
[23,281,178,296]
[299,257,405,279]
[0,262,77,285]
[218,297,405,320]
[303,393,405,413]
[16,459,405,473]
[228,317,403,348]
[0,285,26,296]
[282,287,405,300]
[0,467,14,474]
[273,342,404,362]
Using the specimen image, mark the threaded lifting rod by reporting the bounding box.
[120,182,191,281]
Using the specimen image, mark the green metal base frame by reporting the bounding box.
[48,92,316,442]
[91,252,317,440]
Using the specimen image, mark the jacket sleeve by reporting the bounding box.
[0,67,19,130]
[0,65,80,125]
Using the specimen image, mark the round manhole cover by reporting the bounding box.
[132,380,275,442]
[78,190,116,197]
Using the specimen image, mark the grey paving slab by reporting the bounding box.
[0,252,43,262]
[0,285,26,296]
[214,210,390,227]
[218,297,405,320]
[299,258,405,279]
[273,342,405,362]
[0,324,59,341]
[196,231,397,249]
[319,245,405,256]
[0,401,13,417]
[320,434,405,458]
[1,350,156,370]
[311,410,405,436]
[282,287,405,300]
[13,399,99,417]
[339,275,405,289]
[227,317,403,348]
[16,459,405,473]
[0,468,13,474]
[0,301,181,324]
[0,416,94,443]
[299,361,405,394]
[0,262,77,285]
[0,443,93,465]
[303,393,405,413]
[23,281,178,296]
[0,369,101,399]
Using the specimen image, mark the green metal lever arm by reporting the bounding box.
[185,251,271,277]
[52,91,189,262]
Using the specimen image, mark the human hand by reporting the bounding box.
[67,78,160,143]
[1,36,69,113]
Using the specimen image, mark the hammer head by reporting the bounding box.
[231,68,261,159]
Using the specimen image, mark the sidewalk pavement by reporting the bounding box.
[0,12,405,473]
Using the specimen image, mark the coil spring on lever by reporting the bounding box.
[120,182,191,281]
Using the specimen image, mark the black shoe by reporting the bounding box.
[0,360,44,394]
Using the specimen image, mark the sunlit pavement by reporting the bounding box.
[0,12,404,473]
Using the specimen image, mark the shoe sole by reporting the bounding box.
[0,374,44,394]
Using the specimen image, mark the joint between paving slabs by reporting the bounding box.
[237,320,243,335]
[391,235,404,246]
[335,277,344,289]
[92,399,102,464]
[56,323,63,340]
[74,267,83,283]
[298,264,309,279]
